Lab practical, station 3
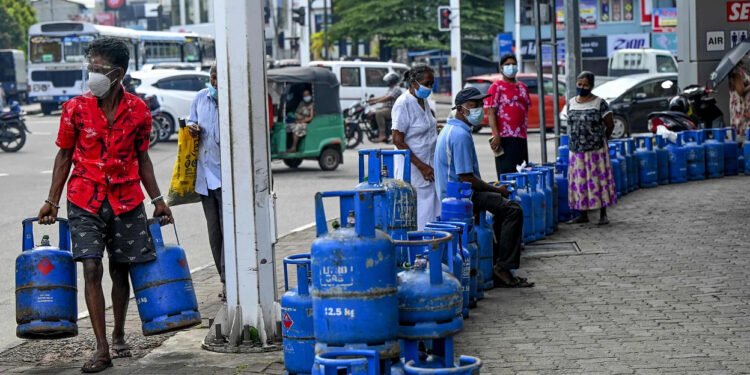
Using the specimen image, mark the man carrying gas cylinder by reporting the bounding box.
[434,87,534,288]
[37,38,173,373]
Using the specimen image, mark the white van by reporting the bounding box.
[608,49,677,77]
[309,60,410,110]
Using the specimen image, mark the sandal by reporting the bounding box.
[111,343,132,359]
[496,276,535,288]
[597,216,610,226]
[81,357,113,373]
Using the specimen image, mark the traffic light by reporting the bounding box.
[293,7,306,26]
[438,6,451,31]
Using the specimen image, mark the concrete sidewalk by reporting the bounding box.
[2,177,750,374]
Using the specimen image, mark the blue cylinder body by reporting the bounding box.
[612,142,629,197]
[356,149,417,240]
[282,254,314,375]
[501,174,535,243]
[440,182,481,305]
[723,128,739,176]
[654,135,670,185]
[130,221,201,336]
[440,220,480,307]
[542,163,559,230]
[624,139,639,191]
[475,212,494,291]
[312,190,399,360]
[666,133,688,183]
[703,129,725,179]
[684,131,706,180]
[525,171,546,241]
[557,134,570,169]
[403,356,483,375]
[531,167,554,235]
[312,350,380,375]
[397,231,463,341]
[425,223,470,319]
[745,129,750,174]
[16,218,77,339]
[608,144,622,198]
[634,136,658,188]
[552,165,578,222]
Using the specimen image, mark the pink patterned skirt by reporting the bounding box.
[567,146,617,211]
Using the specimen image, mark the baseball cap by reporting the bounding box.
[453,87,490,109]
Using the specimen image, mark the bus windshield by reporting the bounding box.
[30,36,62,63]
[63,35,95,62]
[183,39,201,63]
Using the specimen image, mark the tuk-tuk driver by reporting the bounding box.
[288,89,315,153]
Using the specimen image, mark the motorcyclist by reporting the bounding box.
[367,72,403,142]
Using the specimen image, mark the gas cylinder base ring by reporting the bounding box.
[398,316,464,341]
[141,311,202,336]
[315,341,401,361]
[17,320,78,340]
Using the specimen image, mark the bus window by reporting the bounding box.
[30,36,62,63]
[184,39,201,62]
[62,35,94,63]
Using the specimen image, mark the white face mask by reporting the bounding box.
[303,96,312,103]
[87,70,118,98]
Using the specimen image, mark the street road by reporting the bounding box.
[0,107,555,350]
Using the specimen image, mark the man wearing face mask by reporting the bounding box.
[435,87,533,288]
[485,54,531,175]
[37,38,173,373]
[287,88,315,153]
[187,63,225,298]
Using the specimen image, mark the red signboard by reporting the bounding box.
[105,0,126,10]
[728,1,750,22]
[95,12,116,26]
[641,0,652,25]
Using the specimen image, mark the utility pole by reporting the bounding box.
[323,0,329,60]
[206,0,278,350]
[533,0,547,164]
[549,2,561,151]
[564,0,582,100]
[450,0,462,98]
[515,0,522,72]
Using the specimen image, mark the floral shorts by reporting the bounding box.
[287,122,307,137]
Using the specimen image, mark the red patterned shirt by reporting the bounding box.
[55,90,152,215]
[484,79,531,139]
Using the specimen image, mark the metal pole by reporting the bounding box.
[323,0,329,60]
[214,0,278,347]
[550,2,561,153]
[450,0,462,98]
[299,0,310,65]
[515,0,523,72]
[564,0,582,100]
[534,0,547,164]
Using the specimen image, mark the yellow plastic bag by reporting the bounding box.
[166,126,201,206]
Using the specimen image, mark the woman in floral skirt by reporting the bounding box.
[566,71,616,225]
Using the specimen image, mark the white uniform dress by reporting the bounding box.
[392,92,440,230]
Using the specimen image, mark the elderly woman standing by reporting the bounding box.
[566,71,617,225]
[729,61,750,141]
[392,64,439,230]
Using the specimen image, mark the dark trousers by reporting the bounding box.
[201,188,225,283]
[494,137,529,176]
[472,191,523,272]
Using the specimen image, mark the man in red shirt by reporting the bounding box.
[485,54,531,175]
[37,38,173,373]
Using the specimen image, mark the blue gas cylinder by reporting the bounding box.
[722,128,739,176]
[356,149,417,240]
[625,138,639,191]
[608,144,623,197]
[542,163,559,230]
[684,130,706,180]
[552,165,578,223]
[666,133,688,183]
[312,350,380,375]
[531,166,555,235]
[524,171,546,241]
[475,211,494,291]
[557,134,571,169]
[282,254,314,375]
[397,231,462,341]
[611,141,629,197]
[441,181,473,224]
[424,223,470,319]
[634,135,658,188]
[745,129,750,174]
[312,190,399,361]
[439,220,480,308]
[130,221,201,336]
[501,173,535,243]
[403,355,483,375]
[654,135,670,185]
[16,218,77,339]
[703,129,725,179]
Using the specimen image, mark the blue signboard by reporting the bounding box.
[651,32,678,55]
[497,33,514,59]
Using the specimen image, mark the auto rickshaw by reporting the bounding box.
[267,67,345,171]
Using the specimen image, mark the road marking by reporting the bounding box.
[0,173,8,177]
[40,170,52,174]
[31,131,52,136]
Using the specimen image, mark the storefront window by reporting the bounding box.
[600,0,634,23]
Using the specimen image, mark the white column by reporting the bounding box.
[515,0,523,71]
[193,0,201,23]
[299,0,311,65]
[207,0,214,23]
[179,0,187,26]
[449,0,462,98]
[214,0,278,345]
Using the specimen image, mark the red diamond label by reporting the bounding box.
[178,258,188,268]
[37,258,54,276]
[282,312,294,330]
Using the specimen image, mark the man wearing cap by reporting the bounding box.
[434,87,533,288]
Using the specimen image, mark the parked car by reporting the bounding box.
[463,73,567,133]
[130,69,211,138]
[309,60,410,110]
[560,72,678,138]
[0,49,28,103]
[140,62,203,71]
[608,48,677,77]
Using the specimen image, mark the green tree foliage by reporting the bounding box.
[329,0,503,58]
[0,0,36,51]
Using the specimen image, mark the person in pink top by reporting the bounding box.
[485,54,531,175]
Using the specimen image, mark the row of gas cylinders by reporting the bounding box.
[282,149,487,375]
[556,128,749,204]
[15,218,201,340]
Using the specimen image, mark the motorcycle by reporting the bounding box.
[343,96,391,149]
[648,84,724,134]
[0,101,29,152]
